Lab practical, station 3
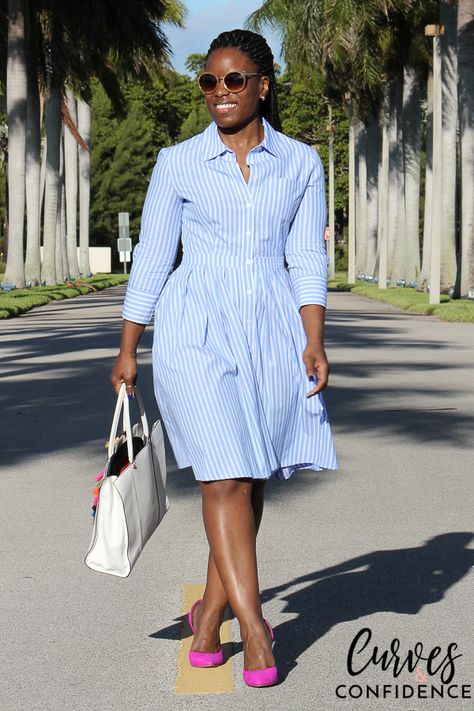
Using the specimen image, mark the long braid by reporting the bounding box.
[206,29,282,132]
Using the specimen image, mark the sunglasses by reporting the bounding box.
[197,70,262,95]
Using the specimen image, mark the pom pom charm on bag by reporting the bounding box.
[91,471,105,517]
[90,435,133,517]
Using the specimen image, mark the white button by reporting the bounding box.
[246,258,253,265]
[253,176,258,180]
[246,202,253,207]
[246,230,251,236]
[247,320,252,324]
[246,289,253,295]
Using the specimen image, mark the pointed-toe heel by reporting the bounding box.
[242,619,278,688]
[187,599,224,668]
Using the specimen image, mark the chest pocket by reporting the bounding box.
[259,177,303,226]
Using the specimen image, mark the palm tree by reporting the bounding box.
[64,87,80,279]
[356,120,368,277]
[41,85,61,285]
[385,77,402,282]
[365,118,380,276]
[402,66,422,283]
[24,7,41,285]
[419,70,433,289]
[4,0,27,288]
[377,85,390,288]
[4,0,186,286]
[440,0,458,291]
[249,1,440,289]
[457,0,474,297]
[77,98,91,276]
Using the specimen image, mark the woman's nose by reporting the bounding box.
[214,77,229,97]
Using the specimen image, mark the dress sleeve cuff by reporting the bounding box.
[290,275,328,310]
[122,286,158,324]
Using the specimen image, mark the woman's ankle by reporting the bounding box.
[239,615,270,642]
[201,595,228,619]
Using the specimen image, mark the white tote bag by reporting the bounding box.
[85,384,169,577]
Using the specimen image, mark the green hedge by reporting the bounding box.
[328,276,474,323]
[0,274,129,319]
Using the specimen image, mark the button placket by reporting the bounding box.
[244,177,256,351]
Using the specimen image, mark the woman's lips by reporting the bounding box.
[214,102,238,113]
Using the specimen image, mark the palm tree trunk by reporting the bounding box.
[356,120,368,277]
[420,71,433,290]
[440,0,458,290]
[457,0,474,297]
[64,87,80,280]
[41,87,61,285]
[327,104,336,279]
[429,33,443,304]
[39,133,46,220]
[55,127,68,282]
[24,32,41,285]
[377,86,390,289]
[402,66,422,283]
[77,99,91,276]
[4,0,27,288]
[391,74,406,283]
[387,77,402,281]
[347,94,356,282]
[366,118,379,276]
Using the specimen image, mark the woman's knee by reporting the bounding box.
[199,477,254,503]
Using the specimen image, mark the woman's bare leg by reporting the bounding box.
[190,481,266,654]
[190,478,274,670]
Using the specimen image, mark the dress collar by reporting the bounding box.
[202,117,283,161]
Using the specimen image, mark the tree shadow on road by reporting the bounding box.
[1,291,472,466]
[260,532,474,682]
[149,532,474,681]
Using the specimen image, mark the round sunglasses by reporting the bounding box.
[197,70,262,95]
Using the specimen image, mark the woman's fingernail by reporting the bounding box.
[128,393,133,400]
[309,374,315,382]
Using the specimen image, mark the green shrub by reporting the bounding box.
[0,273,129,319]
[329,278,474,323]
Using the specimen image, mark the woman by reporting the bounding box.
[111,29,337,688]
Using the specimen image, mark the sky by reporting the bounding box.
[163,0,284,75]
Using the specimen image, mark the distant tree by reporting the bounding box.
[277,72,348,235]
[179,53,211,140]
[90,71,194,251]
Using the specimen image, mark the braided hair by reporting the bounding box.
[206,29,282,132]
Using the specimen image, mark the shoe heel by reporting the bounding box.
[187,599,224,668]
[242,619,278,687]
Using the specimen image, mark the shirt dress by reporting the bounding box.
[122,117,338,481]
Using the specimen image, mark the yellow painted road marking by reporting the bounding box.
[175,583,234,694]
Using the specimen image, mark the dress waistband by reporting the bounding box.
[181,253,285,269]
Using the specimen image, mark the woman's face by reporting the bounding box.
[203,47,269,130]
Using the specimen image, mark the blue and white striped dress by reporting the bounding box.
[123,117,337,481]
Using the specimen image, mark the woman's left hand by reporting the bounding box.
[302,344,329,397]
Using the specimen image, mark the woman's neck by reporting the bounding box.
[217,115,264,155]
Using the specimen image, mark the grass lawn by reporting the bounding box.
[0,274,129,319]
[328,273,474,323]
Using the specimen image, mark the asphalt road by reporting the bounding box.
[1,286,473,711]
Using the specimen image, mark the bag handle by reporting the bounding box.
[108,384,150,462]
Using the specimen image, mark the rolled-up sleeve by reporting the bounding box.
[284,151,328,310]
[122,147,183,324]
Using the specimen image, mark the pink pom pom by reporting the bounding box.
[95,471,105,482]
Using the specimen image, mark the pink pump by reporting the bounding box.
[187,599,224,668]
[242,619,278,688]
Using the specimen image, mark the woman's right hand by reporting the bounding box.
[110,351,137,397]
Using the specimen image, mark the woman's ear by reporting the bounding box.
[260,75,270,99]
